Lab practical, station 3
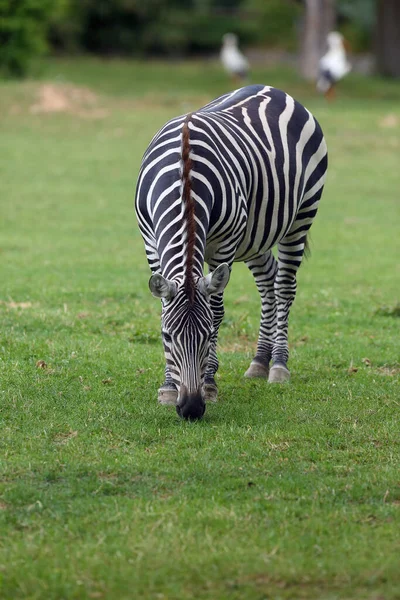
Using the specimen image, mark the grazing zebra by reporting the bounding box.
[135,85,328,420]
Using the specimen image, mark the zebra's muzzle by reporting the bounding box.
[176,386,206,421]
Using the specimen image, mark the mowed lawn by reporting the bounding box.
[1,59,399,599]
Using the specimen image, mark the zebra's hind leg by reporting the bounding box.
[203,290,225,402]
[244,251,278,379]
[269,236,308,383]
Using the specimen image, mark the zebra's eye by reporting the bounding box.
[163,331,172,343]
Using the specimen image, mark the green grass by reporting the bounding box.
[1,58,400,599]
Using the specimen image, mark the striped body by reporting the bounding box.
[135,85,328,419]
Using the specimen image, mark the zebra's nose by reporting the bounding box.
[176,386,206,420]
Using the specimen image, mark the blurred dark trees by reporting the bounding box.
[376,0,400,77]
[48,0,300,56]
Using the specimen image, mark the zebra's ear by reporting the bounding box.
[198,263,230,297]
[149,273,177,300]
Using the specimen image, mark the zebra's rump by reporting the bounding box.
[135,85,328,272]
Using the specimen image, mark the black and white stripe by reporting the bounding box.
[135,84,328,419]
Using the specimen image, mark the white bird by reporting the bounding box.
[317,31,351,99]
[220,33,249,82]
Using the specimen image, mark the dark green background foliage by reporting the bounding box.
[48,0,376,55]
[0,0,63,76]
[48,0,301,55]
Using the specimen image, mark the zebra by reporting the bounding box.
[135,85,328,420]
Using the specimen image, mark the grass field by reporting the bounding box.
[1,58,400,599]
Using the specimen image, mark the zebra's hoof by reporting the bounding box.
[203,383,218,402]
[268,364,290,383]
[158,386,178,405]
[244,361,269,378]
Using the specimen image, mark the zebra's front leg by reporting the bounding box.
[269,239,305,383]
[203,291,225,402]
[143,253,178,405]
[158,329,178,405]
[245,251,278,379]
[158,365,178,405]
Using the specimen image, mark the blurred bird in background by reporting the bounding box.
[220,33,250,83]
[317,31,351,100]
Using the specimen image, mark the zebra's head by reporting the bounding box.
[149,263,230,420]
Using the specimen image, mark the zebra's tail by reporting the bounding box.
[182,113,196,303]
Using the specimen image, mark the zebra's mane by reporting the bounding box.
[182,113,196,305]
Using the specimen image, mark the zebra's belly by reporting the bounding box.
[204,216,295,266]
[204,187,302,266]
[233,205,298,262]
